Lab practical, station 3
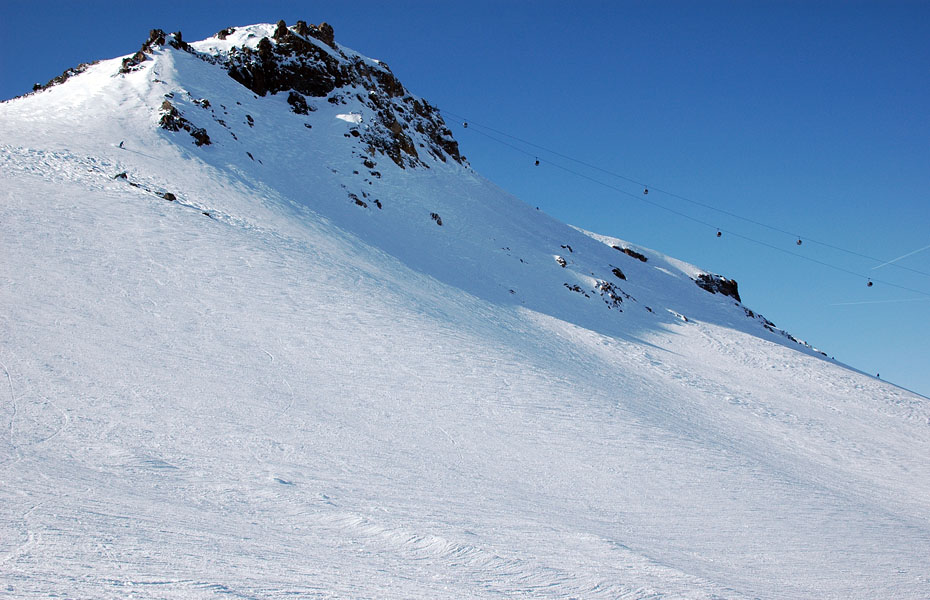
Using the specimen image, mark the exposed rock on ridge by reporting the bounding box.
[695,273,741,303]
[159,100,211,146]
[120,29,190,73]
[30,62,97,94]
[138,20,463,169]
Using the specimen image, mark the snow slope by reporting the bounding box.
[2,22,929,599]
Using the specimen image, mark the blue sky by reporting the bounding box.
[2,1,928,396]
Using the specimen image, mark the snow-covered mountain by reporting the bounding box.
[2,21,928,599]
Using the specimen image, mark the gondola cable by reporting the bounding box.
[444,109,930,279]
[460,123,930,298]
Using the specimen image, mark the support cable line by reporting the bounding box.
[460,123,930,299]
[443,109,930,279]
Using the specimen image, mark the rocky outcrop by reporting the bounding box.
[613,246,647,262]
[595,280,630,310]
[159,100,211,146]
[30,62,97,94]
[224,30,341,98]
[23,19,465,168]
[120,29,190,73]
[287,91,312,115]
[97,20,464,168]
[564,283,590,298]
[201,20,462,168]
[695,273,741,302]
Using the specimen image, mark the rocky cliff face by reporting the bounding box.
[129,20,464,169]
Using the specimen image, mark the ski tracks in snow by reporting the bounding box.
[0,351,71,467]
[0,145,240,231]
[0,497,51,568]
[0,358,17,463]
[0,145,116,191]
[0,360,72,575]
[308,509,733,599]
[0,366,71,455]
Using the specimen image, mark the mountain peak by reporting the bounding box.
[3,20,810,354]
[3,17,929,599]
[126,20,464,169]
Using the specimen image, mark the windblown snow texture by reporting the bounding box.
[2,21,929,599]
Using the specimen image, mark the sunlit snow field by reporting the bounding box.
[2,25,929,599]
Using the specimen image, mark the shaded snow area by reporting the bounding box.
[2,23,930,599]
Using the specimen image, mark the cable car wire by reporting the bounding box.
[457,122,930,298]
[442,109,930,279]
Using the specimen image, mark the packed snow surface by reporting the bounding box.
[2,24,929,599]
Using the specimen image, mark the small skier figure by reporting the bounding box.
[119,141,124,148]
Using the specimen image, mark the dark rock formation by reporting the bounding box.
[120,29,165,73]
[120,29,191,74]
[348,192,367,208]
[189,127,211,146]
[158,100,211,146]
[315,22,336,48]
[563,283,590,298]
[273,20,289,41]
[595,280,628,310]
[287,91,311,114]
[695,273,741,302]
[97,21,464,168]
[158,100,185,131]
[293,21,310,37]
[613,246,647,262]
[210,21,463,168]
[224,28,343,98]
[30,62,98,94]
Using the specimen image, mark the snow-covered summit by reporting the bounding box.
[2,21,929,599]
[5,19,812,349]
[132,22,463,169]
